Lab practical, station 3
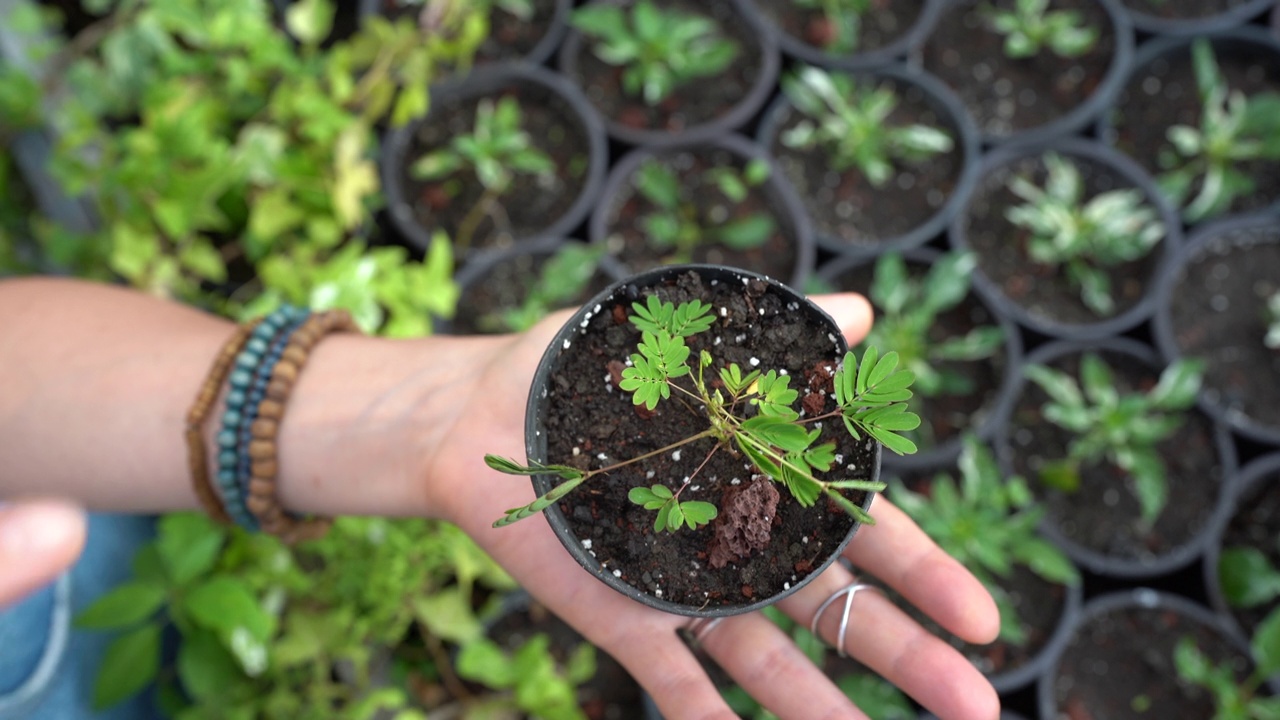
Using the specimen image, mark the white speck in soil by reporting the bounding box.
[597,453,608,461]
[835,454,844,464]
[572,447,581,456]
[758,307,765,315]
[731,477,742,485]
[779,369,787,375]
[625,357,633,367]
[735,334,747,343]
[673,449,682,461]
[655,589,663,598]
[749,357,760,367]
[582,539,592,550]
[865,440,873,451]
[802,536,809,544]
[784,582,791,590]
[613,569,622,578]
[563,339,571,349]
[646,470,655,479]
[828,333,837,344]
[720,306,728,317]
[711,279,718,286]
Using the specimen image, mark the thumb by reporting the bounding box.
[0,499,87,608]
[810,293,874,347]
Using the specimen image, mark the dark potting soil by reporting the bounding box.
[1120,0,1261,20]
[566,0,766,134]
[376,0,560,64]
[1218,465,1280,639]
[1108,42,1280,220]
[1048,601,1250,719]
[1164,226,1280,434]
[543,272,873,610]
[920,0,1117,139]
[398,82,591,253]
[767,76,966,249]
[1007,350,1227,563]
[961,153,1166,326]
[600,147,801,282]
[751,0,926,56]
[826,260,1008,455]
[451,251,616,336]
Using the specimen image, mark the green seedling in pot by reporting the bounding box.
[779,65,954,188]
[792,0,872,55]
[1023,353,1204,528]
[410,96,555,250]
[487,296,921,532]
[570,0,739,106]
[1003,152,1165,317]
[1219,536,1280,618]
[632,156,777,264]
[456,632,597,720]
[480,244,608,333]
[1158,40,1280,223]
[983,0,1098,59]
[1264,292,1280,350]
[1173,601,1280,719]
[892,435,1079,646]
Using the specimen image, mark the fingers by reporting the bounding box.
[0,499,86,607]
[810,293,874,347]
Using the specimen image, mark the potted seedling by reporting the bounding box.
[919,0,1131,145]
[744,0,937,69]
[1173,612,1280,720]
[1206,452,1280,648]
[559,0,779,145]
[759,64,976,254]
[485,265,921,614]
[358,0,571,66]
[891,435,1081,691]
[951,139,1179,341]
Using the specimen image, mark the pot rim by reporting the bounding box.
[1118,0,1274,37]
[0,574,71,717]
[741,0,945,71]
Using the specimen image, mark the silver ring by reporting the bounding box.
[684,617,725,646]
[810,582,879,658]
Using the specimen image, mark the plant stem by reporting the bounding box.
[590,428,718,476]
[453,188,498,252]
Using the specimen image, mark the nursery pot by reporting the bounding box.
[357,0,572,67]
[949,137,1182,342]
[1116,0,1275,37]
[381,62,607,260]
[742,0,943,71]
[587,134,816,291]
[757,64,980,257]
[1204,451,1280,649]
[1151,212,1280,447]
[523,264,879,617]
[557,0,780,148]
[994,337,1238,579]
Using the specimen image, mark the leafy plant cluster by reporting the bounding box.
[792,0,871,55]
[455,631,597,720]
[780,65,954,188]
[892,435,1079,646]
[983,0,1099,59]
[1157,40,1280,223]
[1003,152,1165,316]
[1025,353,1204,528]
[632,154,777,263]
[571,0,738,106]
[480,243,608,334]
[488,295,921,532]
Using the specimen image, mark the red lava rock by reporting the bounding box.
[607,359,625,389]
[612,304,628,325]
[741,584,754,598]
[802,392,825,418]
[708,478,781,569]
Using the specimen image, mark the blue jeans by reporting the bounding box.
[0,514,163,720]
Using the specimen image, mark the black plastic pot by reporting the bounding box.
[1038,590,1256,720]
[949,137,1182,342]
[911,0,1133,148]
[993,337,1238,579]
[757,64,980,257]
[816,248,1023,471]
[1151,212,1280,447]
[381,62,607,260]
[1116,0,1274,37]
[557,0,780,148]
[524,264,878,617]
[357,0,572,67]
[742,0,943,70]
[587,134,816,291]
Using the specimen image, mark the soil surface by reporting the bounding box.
[600,147,801,282]
[766,75,966,250]
[751,0,926,56]
[1107,40,1280,220]
[565,0,766,134]
[397,81,592,253]
[1164,226,1280,435]
[375,0,560,64]
[1218,465,1280,639]
[1120,0,1262,20]
[451,247,617,336]
[1048,601,1250,719]
[961,152,1167,327]
[920,0,1117,138]
[541,271,874,611]
[1006,349,1227,564]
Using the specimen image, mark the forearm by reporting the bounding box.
[0,277,486,519]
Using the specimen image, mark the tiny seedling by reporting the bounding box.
[480,244,607,333]
[411,96,555,249]
[863,252,1005,398]
[793,0,872,55]
[1173,603,1280,720]
[1266,292,1280,350]
[983,0,1099,59]
[892,435,1079,645]
[1157,40,1280,223]
[1218,537,1280,615]
[1023,353,1204,528]
[571,0,739,105]
[632,156,777,264]
[1004,152,1165,316]
[487,296,921,532]
[780,65,953,188]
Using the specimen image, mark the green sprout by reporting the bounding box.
[892,436,1079,646]
[779,65,954,188]
[456,632,597,720]
[793,0,871,54]
[1157,40,1280,223]
[1266,292,1280,350]
[983,0,1099,59]
[487,296,921,531]
[863,252,1005,398]
[1024,354,1204,528]
[480,244,607,333]
[1004,152,1165,316]
[632,156,776,264]
[570,0,739,105]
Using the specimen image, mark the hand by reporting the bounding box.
[426,293,1001,720]
[0,499,86,607]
